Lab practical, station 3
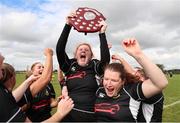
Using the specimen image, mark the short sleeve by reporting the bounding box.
[47,83,56,98]
[124,82,147,101]
[17,87,33,107]
[0,86,26,122]
[142,92,164,104]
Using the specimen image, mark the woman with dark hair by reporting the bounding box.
[95,39,168,122]
[112,54,164,122]
[56,11,110,121]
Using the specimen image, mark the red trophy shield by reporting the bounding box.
[69,7,106,34]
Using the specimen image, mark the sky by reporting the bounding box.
[0,0,180,71]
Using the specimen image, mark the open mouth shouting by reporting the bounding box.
[80,53,86,61]
[75,44,93,67]
[105,87,115,97]
[77,50,92,66]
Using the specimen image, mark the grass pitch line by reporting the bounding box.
[164,100,180,109]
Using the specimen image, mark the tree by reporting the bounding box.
[156,64,165,72]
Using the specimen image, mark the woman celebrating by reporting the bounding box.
[95,39,168,122]
[56,11,110,121]
[0,50,74,122]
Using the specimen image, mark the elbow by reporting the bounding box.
[40,75,52,85]
[46,75,52,83]
[159,78,168,90]
[162,79,168,89]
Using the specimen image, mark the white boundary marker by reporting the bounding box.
[164,100,180,109]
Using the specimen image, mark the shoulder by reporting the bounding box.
[91,59,100,64]
[124,82,141,91]
[143,92,164,104]
[63,59,77,75]
[123,82,144,100]
[17,87,33,106]
[0,84,12,99]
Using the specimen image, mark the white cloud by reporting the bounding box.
[0,0,180,70]
[111,22,180,48]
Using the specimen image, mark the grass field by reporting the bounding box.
[162,74,180,122]
[15,72,180,122]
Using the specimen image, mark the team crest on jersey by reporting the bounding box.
[71,66,76,72]
[99,92,105,98]
[45,90,49,96]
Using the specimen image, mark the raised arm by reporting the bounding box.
[122,39,168,98]
[99,20,110,64]
[30,48,53,97]
[12,75,39,102]
[56,12,76,72]
[112,54,135,74]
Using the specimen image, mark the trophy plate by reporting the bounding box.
[69,7,106,33]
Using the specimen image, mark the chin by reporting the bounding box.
[78,61,87,66]
[107,94,113,97]
[106,91,114,97]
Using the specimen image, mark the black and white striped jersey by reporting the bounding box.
[95,82,145,122]
[137,92,164,122]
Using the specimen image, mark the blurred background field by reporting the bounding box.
[15,72,180,122]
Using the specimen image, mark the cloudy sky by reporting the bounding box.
[0,0,180,70]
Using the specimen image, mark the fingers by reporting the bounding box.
[60,96,74,109]
[111,55,118,60]
[44,48,53,56]
[66,10,77,25]
[27,74,40,82]
[122,38,136,47]
[98,20,107,33]
[121,38,143,57]
[98,20,107,28]
[111,54,123,63]
[98,20,106,26]
[68,10,77,18]
[58,96,73,104]
[57,96,74,117]
[57,95,65,101]
[108,43,112,49]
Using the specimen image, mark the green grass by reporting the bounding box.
[15,72,180,122]
[162,74,180,122]
[15,72,61,96]
[15,72,26,88]
[163,74,180,104]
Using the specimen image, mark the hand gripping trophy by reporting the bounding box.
[69,7,106,34]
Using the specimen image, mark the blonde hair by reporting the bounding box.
[25,62,41,79]
[74,43,94,58]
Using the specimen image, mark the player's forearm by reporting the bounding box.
[134,52,168,90]
[12,79,31,102]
